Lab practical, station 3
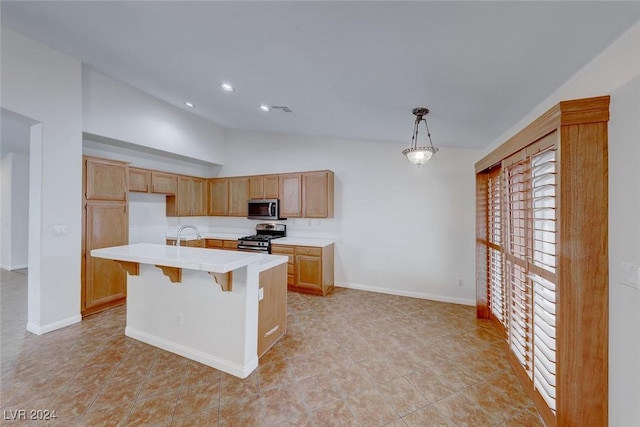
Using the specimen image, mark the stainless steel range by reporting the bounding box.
[237,223,286,253]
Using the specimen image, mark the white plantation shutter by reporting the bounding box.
[530,148,557,412]
[504,145,558,412]
[487,170,507,329]
[532,274,557,411]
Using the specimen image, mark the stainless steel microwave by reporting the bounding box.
[247,199,283,220]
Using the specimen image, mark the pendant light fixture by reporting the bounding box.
[402,107,439,167]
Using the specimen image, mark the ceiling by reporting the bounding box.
[2,1,639,150]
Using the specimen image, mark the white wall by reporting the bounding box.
[221,130,480,305]
[0,155,11,269]
[480,21,640,427]
[0,152,30,270]
[1,26,83,333]
[82,67,226,166]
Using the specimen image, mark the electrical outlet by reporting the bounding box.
[52,225,67,236]
[457,278,464,287]
[620,262,639,290]
[259,288,264,301]
[177,313,183,325]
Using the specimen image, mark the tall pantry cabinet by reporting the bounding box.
[475,96,610,426]
[81,156,129,317]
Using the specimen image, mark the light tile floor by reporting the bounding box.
[1,269,544,426]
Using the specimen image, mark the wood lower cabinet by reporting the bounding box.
[83,202,128,316]
[204,239,238,250]
[258,263,287,357]
[271,245,294,286]
[272,243,334,296]
[166,239,205,248]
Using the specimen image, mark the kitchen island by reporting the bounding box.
[91,243,287,378]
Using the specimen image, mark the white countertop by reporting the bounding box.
[166,232,246,241]
[165,232,334,248]
[91,243,287,273]
[272,237,335,247]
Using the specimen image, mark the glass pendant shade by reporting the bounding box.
[403,107,438,167]
[402,147,436,166]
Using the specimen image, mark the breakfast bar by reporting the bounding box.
[91,243,287,378]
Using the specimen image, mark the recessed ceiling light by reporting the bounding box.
[220,82,235,92]
[184,101,195,108]
[259,104,271,112]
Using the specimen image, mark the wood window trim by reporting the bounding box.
[475,95,610,427]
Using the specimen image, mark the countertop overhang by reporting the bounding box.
[91,243,264,273]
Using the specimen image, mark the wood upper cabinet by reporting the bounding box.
[258,263,287,357]
[279,173,302,218]
[249,176,264,200]
[173,175,207,216]
[84,157,128,201]
[303,171,334,218]
[129,167,151,192]
[250,175,279,199]
[208,178,229,216]
[151,171,177,194]
[228,177,249,217]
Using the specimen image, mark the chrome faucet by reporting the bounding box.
[176,225,202,245]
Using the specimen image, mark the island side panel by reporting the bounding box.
[125,263,259,378]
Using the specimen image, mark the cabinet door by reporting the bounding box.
[303,171,334,218]
[208,178,229,216]
[191,177,207,216]
[177,176,192,216]
[264,175,279,199]
[84,202,128,315]
[279,173,302,218]
[295,254,323,290]
[151,171,177,194]
[85,157,128,201]
[258,263,287,357]
[206,239,224,249]
[129,168,150,192]
[229,177,249,217]
[249,176,264,199]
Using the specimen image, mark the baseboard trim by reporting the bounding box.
[0,263,28,271]
[125,326,258,379]
[26,314,82,335]
[335,282,475,306]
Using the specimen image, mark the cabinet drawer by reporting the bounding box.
[223,240,238,250]
[188,240,205,248]
[295,246,322,257]
[272,245,294,254]
[206,239,224,248]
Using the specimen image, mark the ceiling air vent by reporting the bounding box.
[270,106,294,113]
